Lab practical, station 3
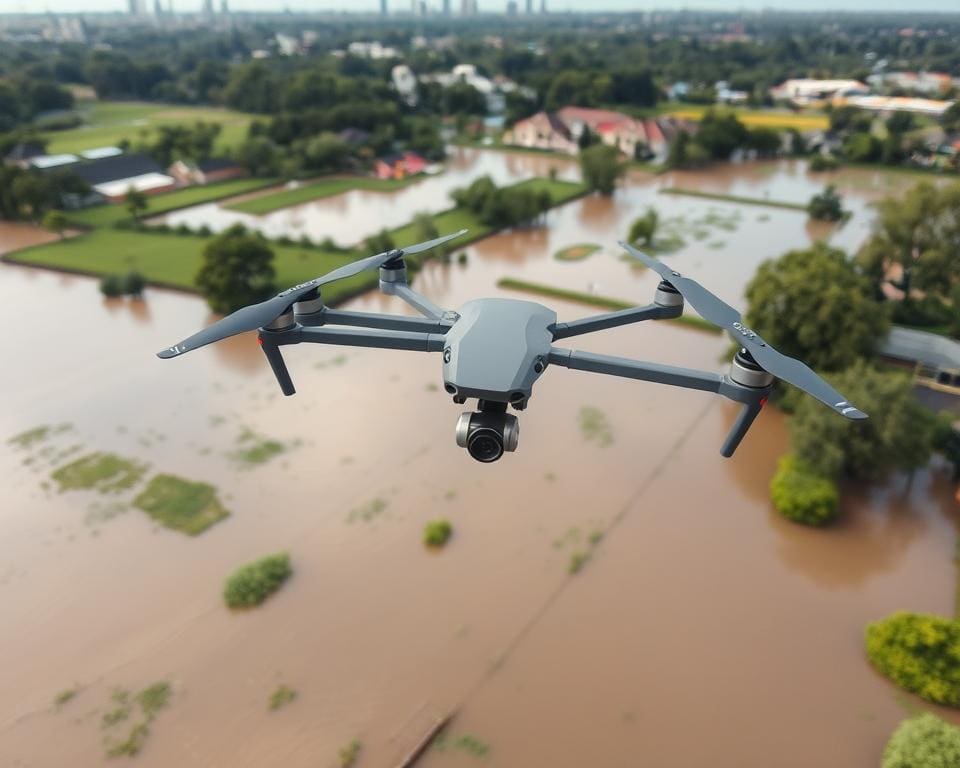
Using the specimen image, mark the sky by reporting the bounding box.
[2,0,960,13]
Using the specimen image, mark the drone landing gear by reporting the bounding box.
[455,400,520,463]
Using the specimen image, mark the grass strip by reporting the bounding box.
[659,187,807,211]
[225,175,418,215]
[496,276,722,335]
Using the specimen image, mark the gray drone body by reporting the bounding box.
[158,229,867,464]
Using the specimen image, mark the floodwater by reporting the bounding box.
[158,147,580,247]
[1,153,958,768]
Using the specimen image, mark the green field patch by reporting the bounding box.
[52,452,147,494]
[338,739,362,767]
[423,518,453,547]
[230,427,288,467]
[224,552,291,608]
[101,682,172,759]
[226,176,419,216]
[53,686,80,708]
[133,474,229,535]
[555,243,600,262]
[44,100,256,156]
[8,422,72,449]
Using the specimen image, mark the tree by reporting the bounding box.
[694,109,749,160]
[807,184,846,222]
[577,125,598,150]
[579,144,624,196]
[236,136,281,177]
[125,187,148,220]
[745,243,889,372]
[196,224,276,315]
[41,210,68,239]
[857,182,960,302]
[628,207,659,246]
[789,361,937,480]
[364,229,395,255]
[747,126,782,157]
[842,132,882,162]
[883,713,960,768]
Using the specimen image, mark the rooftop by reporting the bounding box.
[880,326,960,371]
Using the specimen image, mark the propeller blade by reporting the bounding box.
[618,242,868,421]
[157,229,468,359]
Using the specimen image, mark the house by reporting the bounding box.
[867,71,955,95]
[374,152,427,180]
[73,153,176,202]
[841,95,955,118]
[168,157,247,186]
[503,107,682,160]
[29,153,79,171]
[880,326,960,394]
[4,142,46,168]
[769,79,869,106]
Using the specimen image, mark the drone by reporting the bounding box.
[158,229,867,463]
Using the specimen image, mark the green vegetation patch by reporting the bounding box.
[579,406,614,447]
[423,519,453,548]
[434,732,491,759]
[133,474,229,535]
[226,176,417,216]
[770,454,839,526]
[52,452,147,494]
[101,682,171,759]
[865,612,960,707]
[8,422,72,449]
[54,687,79,708]
[347,497,387,523]
[569,550,590,574]
[224,552,292,608]
[496,277,722,334]
[882,712,960,768]
[230,427,288,466]
[339,739,362,768]
[268,685,297,711]
[660,187,807,211]
[555,243,601,262]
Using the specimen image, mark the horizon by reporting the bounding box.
[3,0,960,15]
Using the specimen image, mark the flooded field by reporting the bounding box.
[1,153,957,768]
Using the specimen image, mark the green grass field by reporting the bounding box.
[65,177,278,228]
[226,176,419,215]
[43,101,258,156]
[7,177,589,306]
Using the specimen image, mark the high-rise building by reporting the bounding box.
[506,0,517,14]
[525,0,532,12]
[442,0,451,14]
[460,0,478,14]
[153,0,163,14]
[220,0,228,12]
[202,0,213,14]
[380,0,388,14]
[128,0,146,14]
[541,0,546,12]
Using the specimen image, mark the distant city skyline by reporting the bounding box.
[2,0,960,12]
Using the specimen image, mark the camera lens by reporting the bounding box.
[467,428,504,463]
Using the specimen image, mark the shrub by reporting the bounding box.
[865,612,960,707]
[809,153,840,172]
[807,184,846,222]
[100,274,124,297]
[223,552,292,608]
[882,713,960,768]
[423,519,453,547]
[121,271,145,296]
[769,454,839,525]
[268,685,296,711]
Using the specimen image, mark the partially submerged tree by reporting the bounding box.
[41,209,68,239]
[628,207,659,246]
[196,224,275,314]
[807,184,846,222]
[744,243,889,372]
[579,143,624,196]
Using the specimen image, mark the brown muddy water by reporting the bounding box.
[1,154,958,768]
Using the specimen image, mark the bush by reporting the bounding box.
[100,274,124,297]
[807,185,846,222]
[882,713,960,768]
[809,154,840,172]
[769,454,839,525]
[423,519,452,547]
[121,271,145,296]
[223,552,292,608]
[866,612,960,707]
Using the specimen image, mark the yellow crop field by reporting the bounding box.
[667,107,829,131]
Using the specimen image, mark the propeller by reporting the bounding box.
[619,242,868,421]
[157,229,467,359]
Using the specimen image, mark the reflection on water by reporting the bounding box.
[1,152,958,768]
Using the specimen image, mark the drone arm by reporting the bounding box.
[389,284,449,322]
[551,303,682,341]
[300,307,451,334]
[267,325,446,353]
[547,347,771,457]
[547,347,723,393]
